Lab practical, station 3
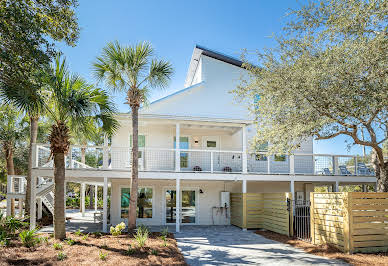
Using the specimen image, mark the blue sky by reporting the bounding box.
[57,0,366,155]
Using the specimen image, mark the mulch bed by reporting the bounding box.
[255,230,388,266]
[0,232,187,265]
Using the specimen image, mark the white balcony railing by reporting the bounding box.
[34,144,376,176]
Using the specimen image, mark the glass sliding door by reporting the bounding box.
[165,189,196,224]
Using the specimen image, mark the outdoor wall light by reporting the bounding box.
[199,189,204,194]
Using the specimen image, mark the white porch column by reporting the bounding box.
[290,179,295,199]
[176,178,181,233]
[103,136,109,169]
[242,179,247,193]
[37,198,42,219]
[334,181,339,192]
[94,185,98,211]
[103,177,108,233]
[175,123,180,172]
[362,184,367,192]
[81,183,85,217]
[289,155,295,174]
[6,175,12,217]
[30,175,37,230]
[242,125,247,173]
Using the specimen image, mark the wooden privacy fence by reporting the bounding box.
[311,192,388,254]
[230,192,292,236]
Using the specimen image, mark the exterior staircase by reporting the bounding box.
[37,178,54,214]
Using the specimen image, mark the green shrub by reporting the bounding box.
[151,249,158,255]
[75,229,82,236]
[125,245,135,255]
[65,238,75,246]
[82,233,89,240]
[38,236,49,245]
[110,222,126,236]
[99,250,107,260]
[19,229,38,248]
[53,243,63,250]
[5,216,28,235]
[92,231,102,238]
[160,227,168,247]
[134,224,149,248]
[57,251,67,261]
[0,239,10,247]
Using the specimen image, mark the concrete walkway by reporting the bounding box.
[175,226,346,266]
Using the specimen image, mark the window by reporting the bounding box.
[174,137,189,168]
[206,141,217,148]
[255,154,267,161]
[121,187,152,219]
[130,135,145,147]
[257,142,268,151]
[274,155,287,162]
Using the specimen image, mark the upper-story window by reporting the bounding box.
[207,141,217,148]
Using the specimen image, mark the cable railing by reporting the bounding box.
[33,144,376,176]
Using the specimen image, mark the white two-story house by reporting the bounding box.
[8,45,377,232]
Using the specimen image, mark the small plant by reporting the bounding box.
[99,250,107,260]
[82,233,89,240]
[151,249,158,255]
[38,236,49,245]
[19,229,38,248]
[48,233,54,238]
[75,229,82,236]
[160,227,168,247]
[110,222,126,236]
[125,244,135,255]
[57,251,67,261]
[65,238,75,246]
[93,231,102,238]
[53,243,63,250]
[5,216,28,235]
[134,224,149,248]
[0,239,10,247]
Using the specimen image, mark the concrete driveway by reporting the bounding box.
[175,226,346,266]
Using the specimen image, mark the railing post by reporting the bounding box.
[103,136,109,169]
[333,156,339,175]
[69,146,74,168]
[289,155,295,174]
[175,123,180,172]
[267,155,271,174]
[354,156,358,175]
[210,151,214,173]
[242,125,247,173]
[312,155,315,175]
[32,143,38,168]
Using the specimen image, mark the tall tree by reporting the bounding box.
[45,56,118,239]
[0,0,80,215]
[0,104,25,216]
[93,41,173,230]
[235,0,388,191]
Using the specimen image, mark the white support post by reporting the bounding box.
[210,152,214,173]
[289,155,295,174]
[362,184,367,192]
[242,125,247,173]
[103,136,109,169]
[69,146,74,168]
[176,178,180,233]
[175,123,180,172]
[290,179,295,198]
[94,185,98,211]
[6,175,12,217]
[103,177,108,233]
[334,181,339,192]
[267,156,271,174]
[242,179,247,193]
[30,175,37,230]
[32,143,38,168]
[37,198,42,220]
[81,183,85,217]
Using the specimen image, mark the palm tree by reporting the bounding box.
[93,41,173,230]
[0,73,46,216]
[45,56,118,239]
[0,103,25,216]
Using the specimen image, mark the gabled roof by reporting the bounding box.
[184,45,243,87]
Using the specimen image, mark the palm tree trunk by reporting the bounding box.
[25,116,39,216]
[128,106,139,231]
[5,146,15,216]
[53,152,66,240]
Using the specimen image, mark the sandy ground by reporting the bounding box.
[256,230,388,266]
